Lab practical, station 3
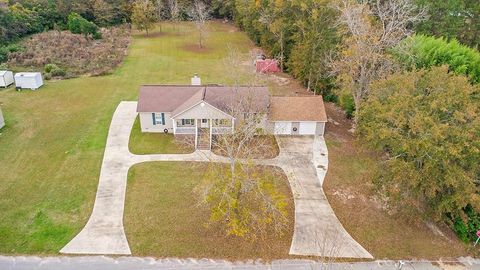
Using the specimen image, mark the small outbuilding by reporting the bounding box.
[0,107,5,130]
[0,71,14,88]
[256,59,280,73]
[269,96,327,136]
[14,72,44,90]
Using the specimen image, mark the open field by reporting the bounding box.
[0,22,266,254]
[124,162,294,260]
[322,102,468,259]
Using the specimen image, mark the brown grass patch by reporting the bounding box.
[182,43,213,53]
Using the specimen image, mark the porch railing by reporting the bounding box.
[175,127,196,134]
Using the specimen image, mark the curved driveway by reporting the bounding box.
[60,101,372,259]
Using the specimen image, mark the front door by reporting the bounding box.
[201,119,209,128]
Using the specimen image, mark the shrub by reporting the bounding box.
[339,94,355,119]
[44,63,66,78]
[0,43,21,63]
[67,12,102,39]
[451,205,480,243]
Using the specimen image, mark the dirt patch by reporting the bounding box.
[182,43,213,53]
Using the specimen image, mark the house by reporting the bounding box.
[0,107,5,130]
[137,83,327,149]
[14,72,43,90]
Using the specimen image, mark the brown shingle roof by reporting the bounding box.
[137,85,270,114]
[269,96,327,122]
[137,85,203,112]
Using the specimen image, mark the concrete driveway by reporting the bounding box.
[61,101,372,259]
[264,137,373,258]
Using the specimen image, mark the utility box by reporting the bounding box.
[14,72,44,90]
[0,71,14,88]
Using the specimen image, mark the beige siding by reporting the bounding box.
[174,102,233,120]
[139,112,173,133]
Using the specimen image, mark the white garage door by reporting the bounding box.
[299,122,317,135]
[274,122,292,135]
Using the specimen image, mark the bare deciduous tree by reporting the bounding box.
[167,0,179,27]
[190,0,210,48]
[198,90,289,238]
[330,0,426,124]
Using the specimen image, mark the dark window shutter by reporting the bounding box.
[152,113,156,125]
[182,119,185,125]
[161,113,165,125]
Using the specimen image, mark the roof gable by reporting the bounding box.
[172,100,234,119]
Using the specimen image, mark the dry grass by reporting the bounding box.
[322,102,469,259]
[124,162,294,260]
[7,26,131,78]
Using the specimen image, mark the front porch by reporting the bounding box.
[172,118,234,149]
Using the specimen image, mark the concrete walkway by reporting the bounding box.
[61,101,371,259]
[2,256,479,270]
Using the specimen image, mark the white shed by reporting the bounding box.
[14,72,44,90]
[0,107,5,130]
[269,96,328,136]
[0,71,14,87]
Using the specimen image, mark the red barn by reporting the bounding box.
[256,59,280,73]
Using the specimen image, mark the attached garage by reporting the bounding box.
[269,96,327,136]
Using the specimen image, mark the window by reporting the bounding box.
[152,113,165,125]
[181,119,195,126]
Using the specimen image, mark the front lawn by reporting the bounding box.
[124,162,294,260]
[129,117,193,154]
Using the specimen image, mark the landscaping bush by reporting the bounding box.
[0,43,22,63]
[67,13,102,39]
[8,27,131,79]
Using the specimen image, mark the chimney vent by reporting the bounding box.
[191,74,201,86]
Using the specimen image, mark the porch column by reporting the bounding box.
[172,119,176,134]
[209,118,212,150]
[195,118,198,149]
[231,118,235,134]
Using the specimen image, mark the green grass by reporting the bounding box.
[128,116,193,154]
[124,162,294,260]
[0,22,263,254]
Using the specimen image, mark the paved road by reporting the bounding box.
[263,137,372,259]
[61,101,371,259]
[2,256,480,270]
